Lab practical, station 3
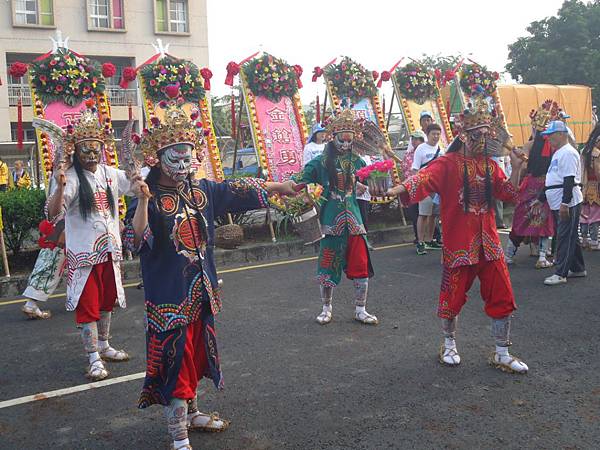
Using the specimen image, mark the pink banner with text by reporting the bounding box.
[254,96,304,182]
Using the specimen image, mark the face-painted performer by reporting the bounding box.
[124,101,296,450]
[46,107,147,381]
[505,100,561,267]
[295,109,377,326]
[387,97,529,374]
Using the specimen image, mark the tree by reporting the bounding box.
[506,0,600,100]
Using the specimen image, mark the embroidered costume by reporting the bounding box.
[393,96,529,374]
[506,100,560,267]
[580,123,600,249]
[296,109,377,325]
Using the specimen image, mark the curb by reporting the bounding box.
[0,225,416,299]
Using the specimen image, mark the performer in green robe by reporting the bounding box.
[296,110,377,325]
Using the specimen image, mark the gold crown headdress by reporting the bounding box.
[458,96,493,132]
[529,100,560,131]
[136,103,206,166]
[324,109,364,139]
[64,107,114,154]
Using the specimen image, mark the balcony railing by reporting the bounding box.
[106,87,138,106]
[8,85,32,106]
[7,85,137,107]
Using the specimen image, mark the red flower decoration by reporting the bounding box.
[372,70,379,83]
[293,64,303,88]
[101,62,117,78]
[312,66,324,82]
[38,220,54,236]
[9,61,28,79]
[120,66,137,88]
[377,70,391,88]
[200,67,212,90]
[165,83,180,99]
[225,61,240,86]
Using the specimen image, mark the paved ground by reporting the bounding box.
[1,234,599,450]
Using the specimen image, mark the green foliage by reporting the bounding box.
[0,189,46,255]
[506,0,600,100]
[325,57,377,102]
[243,54,300,102]
[140,55,205,103]
[418,54,463,73]
[29,48,105,106]
[395,62,439,105]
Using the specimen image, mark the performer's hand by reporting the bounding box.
[530,199,542,217]
[386,184,405,197]
[267,180,298,196]
[356,182,367,195]
[131,174,151,199]
[559,203,570,221]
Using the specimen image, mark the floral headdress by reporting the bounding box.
[529,100,561,131]
[64,106,114,156]
[324,109,364,139]
[136,95,207,166]
[457,96,494,133]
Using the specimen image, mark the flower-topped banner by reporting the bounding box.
[459,63,499,98]
[394,62,438,105]
[139,54,206,103]
[325,57,377,102]
[243,53,301,102]
[29,48,105,107]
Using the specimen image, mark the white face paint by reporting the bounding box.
[160,144,193,182]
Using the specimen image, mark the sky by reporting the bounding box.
[205,0,565,103]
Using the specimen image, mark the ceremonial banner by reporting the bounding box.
[28,46,118,185]
[497,84,593,146]
[391,61,453,148]
[238,53,308,182]
[321,57,399,201]
[138,53,224,181]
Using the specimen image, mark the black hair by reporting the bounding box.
[425,123,442,135]
[526,132,552,176]
[583,122,600,169]
[73,156,116,220]
[323,141,352,192]
[309,129,323,144]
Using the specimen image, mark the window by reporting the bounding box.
[88,0,125,30]
[155,0,188,33]
[13,0,54,26]
[11,124,37,142]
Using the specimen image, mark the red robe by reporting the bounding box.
[400,152,518,268]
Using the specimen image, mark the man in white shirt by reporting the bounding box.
[303,123,327,164]
[411,123,443,254]
[538,121,586,285]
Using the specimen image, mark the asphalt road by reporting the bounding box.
[1,234,599,450]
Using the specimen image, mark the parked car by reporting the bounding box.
[222,147,259,178]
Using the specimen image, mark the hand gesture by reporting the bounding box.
[54,164,66,188]
[131,174,151,199]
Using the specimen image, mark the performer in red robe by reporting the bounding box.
[387,96,529,374]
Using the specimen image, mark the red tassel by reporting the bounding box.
[128,101,133,120]
[316,94,321,123]
[200,68,213,91]
[225,62,240,87]
[17,98,23,150]
[231,96,236,139]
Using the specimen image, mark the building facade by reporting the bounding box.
[0,0,208,175]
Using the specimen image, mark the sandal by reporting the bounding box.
[354,310,378,325]
[489,352,529,374]
[21,304,52,320]
[99,346,130,362]
[439,344,461,366]
[188,411,230,433]
[316,310,332,325]
[535,259,553,269]
[86,358,109,381]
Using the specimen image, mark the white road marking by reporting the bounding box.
[0,371,145,410]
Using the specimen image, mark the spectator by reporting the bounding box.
[303,123,327,164]
[12,160,31,189]
[0,156,9,191]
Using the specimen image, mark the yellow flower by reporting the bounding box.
[66,57,76,67]
[184,74,192,84]
[51,70,61,80]
[158,73,167,82]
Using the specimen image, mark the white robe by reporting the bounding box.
[55,165,133,311]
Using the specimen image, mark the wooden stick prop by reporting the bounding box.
[386,90,396,131]
[0,207,9,278]
[230,94,245,177]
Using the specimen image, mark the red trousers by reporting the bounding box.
[75,259,117,324]
[345,235,369,279]
[438,258,516,320]
[172,320,208,400]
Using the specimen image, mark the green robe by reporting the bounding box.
[296,151,372,286]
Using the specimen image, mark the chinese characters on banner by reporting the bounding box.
[41,100,87,165]
[254,96,304,182]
